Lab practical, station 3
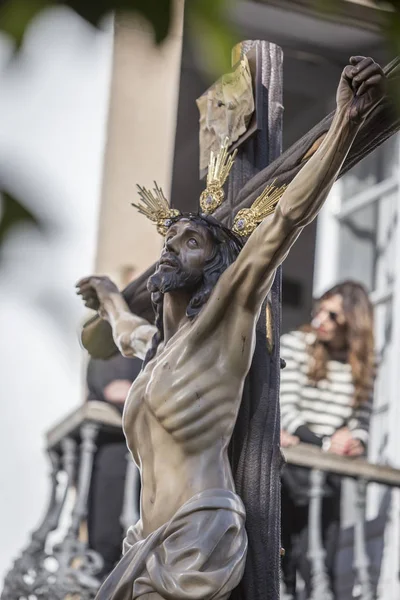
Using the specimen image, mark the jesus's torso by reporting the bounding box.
[123,311,257,536]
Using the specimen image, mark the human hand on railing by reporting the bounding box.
[329,427,365,457]
[345,437,365,457]
[280,430,300,448]
[328,427,353,455]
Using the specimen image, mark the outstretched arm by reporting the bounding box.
[76,276,156,360]
[223,57,385,311]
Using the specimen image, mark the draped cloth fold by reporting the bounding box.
[95,489,247,600]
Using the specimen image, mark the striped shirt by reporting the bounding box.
[280,330,373,445]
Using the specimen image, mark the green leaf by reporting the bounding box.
[125,0,172,44]
[0,0,173,46]
[66,0,173,44]
[384,9,400,55]
[311,0,339,17]
[374,0,400,10]
[186,0,239,77]
[0,192,40,244]
[0,0,50,47]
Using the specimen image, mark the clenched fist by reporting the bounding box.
[336,56,385,123]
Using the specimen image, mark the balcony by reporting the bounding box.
[0,402,139,600]
[281,443,400,599]
[2,405,400,599]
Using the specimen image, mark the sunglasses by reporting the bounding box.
[327,311,339,323]
[312,308,340,323]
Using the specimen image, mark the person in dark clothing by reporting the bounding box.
[280,480,341,597]
[86,354,142,414]
[86,354,142,579]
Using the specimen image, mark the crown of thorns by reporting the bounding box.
[132,138,286,237]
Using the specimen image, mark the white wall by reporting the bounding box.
[0,8,112,580]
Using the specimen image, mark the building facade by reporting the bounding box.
[2,0,399,597]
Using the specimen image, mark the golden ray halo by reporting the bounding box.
[232,180,287,237]
[131,182,180,236]
[199,138,237,215]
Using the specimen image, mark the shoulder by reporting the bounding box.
[280,330,314,361]
[281,329,314,350]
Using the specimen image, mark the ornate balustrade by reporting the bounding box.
[0,401,140,600]
[3,408,400,600]
[281,444,400,600]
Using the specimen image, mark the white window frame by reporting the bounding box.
[313,141,400,597]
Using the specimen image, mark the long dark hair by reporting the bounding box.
[143,215,243,365]
[304,280,375,406]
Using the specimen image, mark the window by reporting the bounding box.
[314,135,400,477]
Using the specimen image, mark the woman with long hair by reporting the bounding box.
[280,280,375,598]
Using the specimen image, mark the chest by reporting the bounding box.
[299,358,354,403]
[123,330,222,432]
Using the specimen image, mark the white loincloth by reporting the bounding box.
[95,488,247,600]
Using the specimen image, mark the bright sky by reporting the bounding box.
[0,7,112,579]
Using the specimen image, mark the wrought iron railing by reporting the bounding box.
[3,406,400,600]
[0,401,139,600]
[281,443,400,600]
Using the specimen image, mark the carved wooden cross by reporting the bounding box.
[196,41,285,600]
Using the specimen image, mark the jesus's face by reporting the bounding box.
[149,219,215,294]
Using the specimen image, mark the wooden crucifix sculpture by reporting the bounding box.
[81,50,400,359]
[77,42,397,600]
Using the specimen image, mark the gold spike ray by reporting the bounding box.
[200,138,237,215]
[132,182,180,236]
[232,180,287,237]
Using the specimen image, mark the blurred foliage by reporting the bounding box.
[313,1,400,59]
[0,191,41,245]
[0,0,399,248]
[313,0,400,105]
[377,1,400,58]
[0,0,173,45]
[186,0,238,77]
[0,0,237,246]
[0,0,237,59]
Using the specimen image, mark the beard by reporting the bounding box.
[148,255,203,295]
